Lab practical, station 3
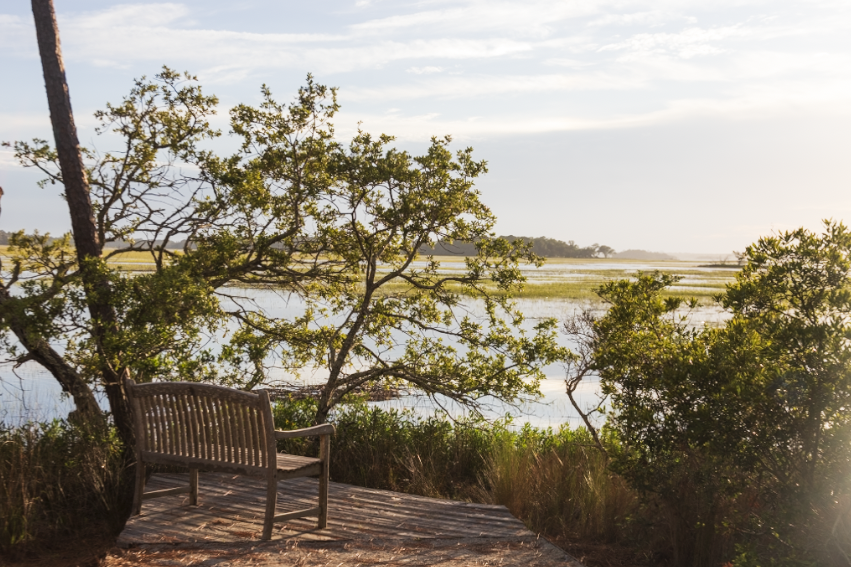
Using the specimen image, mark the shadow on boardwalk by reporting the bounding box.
[109,472,584,565]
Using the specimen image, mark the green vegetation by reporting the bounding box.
[2,406,645,565]
[564,221,851,566]
[0,420,128,562]
[271,399,648,562]
[422,235,614,258]
[2,70,563,437]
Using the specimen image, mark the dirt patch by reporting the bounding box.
[2,532,115,567]
[551,538,661,567]
[102,536,584,566]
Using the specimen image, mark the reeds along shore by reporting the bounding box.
[0,420,130,561]
[1,402,640,564]
[2,401,849,566]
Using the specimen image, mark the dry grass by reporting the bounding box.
[483,439,636,543]
[0,420,131,563]
[273,401,659,566]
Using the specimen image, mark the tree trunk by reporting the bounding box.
[0,287,102,421]
[31,0,134,446]
[1,182,102,421]
[30,0,99,259]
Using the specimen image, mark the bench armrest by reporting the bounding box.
[274,423,336,440]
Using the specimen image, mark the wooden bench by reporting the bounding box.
[125,378,335,540]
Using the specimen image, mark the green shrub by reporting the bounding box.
[273,397,503,498]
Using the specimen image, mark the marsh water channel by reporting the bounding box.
[0,258,737,428]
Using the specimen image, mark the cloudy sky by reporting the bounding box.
[1,0,850,254]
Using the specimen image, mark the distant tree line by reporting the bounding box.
[421,236,615,258]
[0,230,188,249]
[3,229,614,259]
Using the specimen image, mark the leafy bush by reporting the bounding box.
[273,397,502,497]
[578,221,851,566]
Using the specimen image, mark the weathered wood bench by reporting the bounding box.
[125,378,335,540]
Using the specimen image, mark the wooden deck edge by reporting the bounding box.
[115,533,586,566]
[113,535,585,567]
[115,532,533,549]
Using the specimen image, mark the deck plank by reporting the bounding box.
[118,473,530,546]
[115,473,587,565]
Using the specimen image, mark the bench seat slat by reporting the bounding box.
[140,451,269,477]
[138,450,320,475]
[276,453,321,471]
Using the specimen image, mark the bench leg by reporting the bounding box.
[318,435,330,528]
[262,476,277,541]
[189,467,199,506]
[132,460,145,515]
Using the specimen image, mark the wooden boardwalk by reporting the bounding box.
[115,473,584,565]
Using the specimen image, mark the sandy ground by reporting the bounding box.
[104,536,585,566]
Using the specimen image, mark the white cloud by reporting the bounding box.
[3,1,851,136]
[38,6,537,78]
[67,3,191,28]
[349,1,602,37]
[0,113,51,133]
[407,66,444,74]
[587,11,697,28]
[598,26,748,59]
[90,59,132,69]
[344,72,643,102]
[0,147,19,171]
[334,93,851,141]
[0,13,35,54]
[0,14,24,25]
[543,58,594,68]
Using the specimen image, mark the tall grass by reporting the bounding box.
[12,399,842,565]
[275,400,851,565]
[273,399,650,561]
[274,400,498,499]
[0,420,130,561]
[483,427,637,543]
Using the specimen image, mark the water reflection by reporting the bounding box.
[1,291,727,428]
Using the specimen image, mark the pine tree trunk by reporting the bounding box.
[31,0,134,446]
[30,0,99,259]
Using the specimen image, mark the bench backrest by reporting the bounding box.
[126,379,277,476]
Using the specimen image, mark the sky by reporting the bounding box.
[1,0,850,254]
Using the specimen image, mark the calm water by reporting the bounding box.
[0,291,729,428]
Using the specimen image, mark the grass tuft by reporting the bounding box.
[0,420,130,563]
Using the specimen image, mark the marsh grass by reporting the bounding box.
[0,245,736,298]
[7,401,841,566]
[272,399,660,565]
[483,428,636,542]
[372,258,736,299]
[377,278,730,300]
[0,420,130,562]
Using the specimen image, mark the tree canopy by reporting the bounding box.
[563,220,851,565]
[1,69,565,428]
